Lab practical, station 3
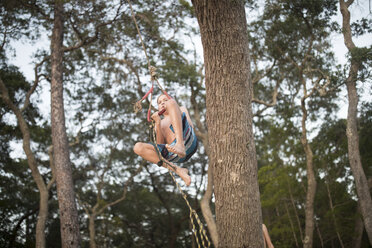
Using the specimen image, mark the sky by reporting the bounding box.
[3,1,372,166]
[6,1,372,121]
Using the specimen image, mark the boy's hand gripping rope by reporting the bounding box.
[133,66,171,122]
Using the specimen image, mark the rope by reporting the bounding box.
[149,122,210,248]
[126,1,209,246]
[127,0,171,122]
[126,0,151,70]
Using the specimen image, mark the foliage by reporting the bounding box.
[0,0,371,247]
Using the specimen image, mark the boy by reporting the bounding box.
[133,94,198,186]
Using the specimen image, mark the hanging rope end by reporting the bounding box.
[133,100,143,114]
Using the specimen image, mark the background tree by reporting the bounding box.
[339,0,372,244]
[50,1,81,245]
[250,1,340,247]
[0,64,53,248]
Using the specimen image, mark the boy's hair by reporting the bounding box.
[157,94,166,104]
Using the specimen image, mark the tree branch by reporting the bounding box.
[21,56,49,112]
[96,162,145,215]
[62,1,125,53]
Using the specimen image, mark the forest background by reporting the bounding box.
[0,0,371,247]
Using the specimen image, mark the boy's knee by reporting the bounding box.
[133,142,144,155]
[165,98,177,109]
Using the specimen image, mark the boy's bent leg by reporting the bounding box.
[133,142,161,164]
[133,142,191,186]
[164,99,186,157]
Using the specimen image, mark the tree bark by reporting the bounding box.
[50,1,81,247]
[339,0,372,245]
[191,1,263,247]
[0,78,49,248]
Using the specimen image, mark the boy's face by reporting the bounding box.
[157,94,168,112]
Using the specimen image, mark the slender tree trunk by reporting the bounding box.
[50,2,80,247]
[200,165,218,247]
[0,78,49,248]
[325,182,344,248]
[352,203,364,248]
[285,202,299,248]
[339,1,372,245]
[191,77,219,246]
[192,1,262,247]
[89,214,97,248]
[315,220,324,248]
[300,94,316,248]
[288,178,304,242]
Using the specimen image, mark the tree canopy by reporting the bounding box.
[0,0,371,247]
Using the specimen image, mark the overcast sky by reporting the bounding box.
[7,1,372,119]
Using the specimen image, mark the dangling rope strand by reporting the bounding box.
[127,1,210,246]
[127,0,171,121]
[127,0,151,70]
[149,121,210,248]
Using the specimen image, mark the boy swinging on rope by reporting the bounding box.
[134,94,198,186]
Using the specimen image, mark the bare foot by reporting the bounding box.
[177,168,191,186]
[166,143,186,158]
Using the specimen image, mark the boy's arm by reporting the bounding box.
[262,224,274,248]
[152,112,165,144]
[155,121,165,144]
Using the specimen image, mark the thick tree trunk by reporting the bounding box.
[51,2,81,247]
[339,0,372,245]
[192,1,263,247]
[300,96,316,248]
[0,78,49,248]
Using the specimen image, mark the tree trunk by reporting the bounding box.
[352,203,364,248]
[191,1,263,247]
[50,1,81,247]
[0,78,49,248]
[287,178,304,242]
[89,214,97,248]
[200,165,219,247]
[284,202,299,248]
[339,0,372,245]
[300,95,316,248]
[314,220,324,248]
[190,76,219,246]
[325,182,344,248]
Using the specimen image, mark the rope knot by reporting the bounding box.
[133,100,143,114]
[149,66,157,81]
